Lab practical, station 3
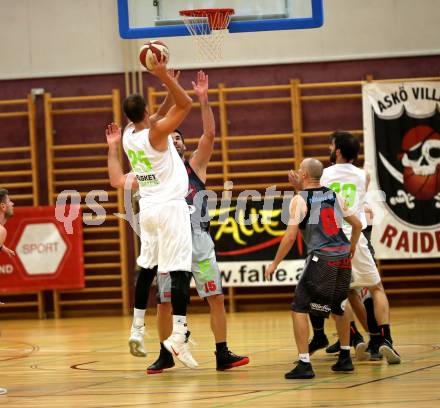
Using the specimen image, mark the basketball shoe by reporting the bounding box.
[325,332,368,360]
[331,355,354,372]
[147,346,175,374]
[352,333,369,361]
[128,318,146,357]
[366,337,383,360]
[379,339,401,364]
[163,329,198,369]
[216,349,249,371]
[285,361,315,379]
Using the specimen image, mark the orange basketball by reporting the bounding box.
[403,167,440,200]
[139,40,169,71]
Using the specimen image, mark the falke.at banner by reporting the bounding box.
[205,197,305,286]
[362,82,440,259]
[0,206,85,292]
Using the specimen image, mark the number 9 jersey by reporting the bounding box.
[320,163,368,230]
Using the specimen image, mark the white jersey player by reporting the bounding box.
[106,56,197,369]
[321,131,400,364]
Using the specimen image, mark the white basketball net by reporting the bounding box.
[180,9,234,62]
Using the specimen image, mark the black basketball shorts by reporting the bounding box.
[292,254,352,317]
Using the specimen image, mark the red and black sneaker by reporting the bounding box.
[146,348,175,374]
[216,349,249,371]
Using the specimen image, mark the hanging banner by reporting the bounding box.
[362,81,440,259]
[0,206,85,292]
[207,197,305,286]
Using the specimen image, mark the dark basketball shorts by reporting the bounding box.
[292,254,352,317]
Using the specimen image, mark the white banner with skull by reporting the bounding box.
[363,82,440,259]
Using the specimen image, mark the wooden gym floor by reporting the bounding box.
[0,306,439,408]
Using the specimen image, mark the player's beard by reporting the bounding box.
[174,145,184,158]
[4,208,13,220]
[330,150,336,164]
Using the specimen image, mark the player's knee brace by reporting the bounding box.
[134,266,157,309]
[170,271,192,315]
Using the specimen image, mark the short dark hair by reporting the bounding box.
[173,129,184,144]
[123,94,146,123]
[0,188,9,203]
[330,131,360,162]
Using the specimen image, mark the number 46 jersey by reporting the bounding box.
[320,163,368,230]
[122,124,188,207]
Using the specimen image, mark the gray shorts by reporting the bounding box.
[157,230,223,302]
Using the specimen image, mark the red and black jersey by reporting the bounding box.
[298,187,350,259]
[185,160,210,232]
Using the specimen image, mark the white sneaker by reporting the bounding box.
[0,388,7,395]
[128,321,146,357]
[163,332,198,369]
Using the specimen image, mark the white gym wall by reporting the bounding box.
[0,0,439,80]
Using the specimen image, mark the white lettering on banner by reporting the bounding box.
[190,260,304,288]
[0,264,13,274]
[16,223,67,276]
[363,81,440,259]
[22,243,60,254]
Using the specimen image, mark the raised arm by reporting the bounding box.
[149,70,180,124]
[188,71,215,182]
[106,123,138,189]
[288,169,304,193]
[265,195,306,278]
[148,56,192,151]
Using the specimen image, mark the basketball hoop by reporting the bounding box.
[179,8,234,62]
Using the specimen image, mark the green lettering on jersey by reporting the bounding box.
[127,149,152,172]
[328,182,357,208]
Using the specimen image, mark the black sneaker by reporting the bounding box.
[309,335,329,355]
[216,349,249,371]
[331,356,354,372]
[285,360,315,379]
[350,331,364,347]
[366,340,383,361]
[326,340,341,354]
[379,339,401,364]
[146,348,175,374]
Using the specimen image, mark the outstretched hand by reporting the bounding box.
[265,263,276,280]
[105,123,121,147]
[168,68,180,83]
[149,53,168,79]
[192,70,209,100]
[288,170,303,192]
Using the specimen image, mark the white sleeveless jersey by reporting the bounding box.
[320,163,368,229]
[122,124,188,206]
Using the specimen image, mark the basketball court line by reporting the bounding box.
[346,362,440,388]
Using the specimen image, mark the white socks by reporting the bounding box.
[133,308,145,327]
[299,353,310,363]
[172,315,187,335]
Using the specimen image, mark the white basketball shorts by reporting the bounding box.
[137,200,192,272]
[156,230,223,302]
[343,227,381,288]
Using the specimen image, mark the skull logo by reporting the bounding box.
[400,125,440,200]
